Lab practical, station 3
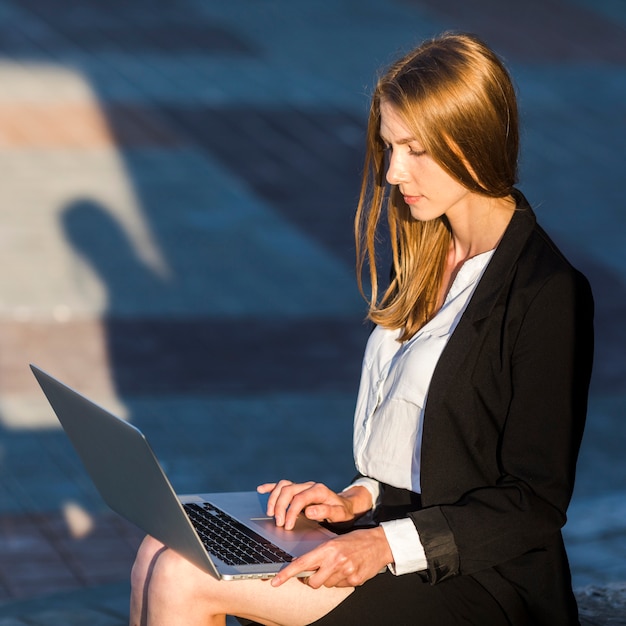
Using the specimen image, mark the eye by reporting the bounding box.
[408,146,426,157]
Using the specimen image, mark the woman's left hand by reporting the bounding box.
[270,526,393,589]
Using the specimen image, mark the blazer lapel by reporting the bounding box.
[424,191,537,422]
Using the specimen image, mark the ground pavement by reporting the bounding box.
[0,1,624,624]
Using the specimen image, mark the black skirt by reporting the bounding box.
[308,484,515,626]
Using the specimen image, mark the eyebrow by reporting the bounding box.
[379,133,418,145]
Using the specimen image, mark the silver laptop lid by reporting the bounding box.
[30,364,218,577]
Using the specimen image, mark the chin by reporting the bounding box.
[409,209,432,222]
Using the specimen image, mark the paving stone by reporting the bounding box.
[576,583,626,626]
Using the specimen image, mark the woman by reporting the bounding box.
[130,32,594,625]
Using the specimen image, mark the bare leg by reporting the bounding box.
[130,536,353,626]
[130,537,168,626]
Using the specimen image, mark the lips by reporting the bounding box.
[403,195,422,204]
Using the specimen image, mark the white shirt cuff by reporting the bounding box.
[380,518,427,575]
[343,477,380,510]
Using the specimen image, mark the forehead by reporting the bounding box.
[379,101,417,143]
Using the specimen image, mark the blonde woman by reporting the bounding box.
[130,33,594,626]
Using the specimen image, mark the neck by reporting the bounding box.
[447,194,515,265]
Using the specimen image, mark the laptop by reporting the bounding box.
[30,364,337,580]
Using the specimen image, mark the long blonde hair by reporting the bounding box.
[355,33,519,341]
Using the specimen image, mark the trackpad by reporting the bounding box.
[249,517,334,547]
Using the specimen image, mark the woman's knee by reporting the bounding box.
[131,536,166,593]
[145,542,216,608]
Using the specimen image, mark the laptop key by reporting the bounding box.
[183,502,293,566]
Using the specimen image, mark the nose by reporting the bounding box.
[385,150,407,185]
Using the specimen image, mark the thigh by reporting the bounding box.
[307,570,511,626]
[144,541,354,626]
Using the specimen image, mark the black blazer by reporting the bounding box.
[402,190,594,624]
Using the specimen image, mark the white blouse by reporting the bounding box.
[351,249,494,574]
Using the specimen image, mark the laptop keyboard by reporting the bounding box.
[183,502,293,567]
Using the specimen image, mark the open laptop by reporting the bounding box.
[30,364,337,580]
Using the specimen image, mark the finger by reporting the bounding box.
[256,483,276,494]
[302,571,326,589]
[283,483,331,529]
[303,503,333,522]
[270,555,317,588]
[303,502,352,524]
[322,573,356,588]
[264,479,293,518]
[320,563,360,589]
[308,555,366,589]
[302,560,346,590]
[274,482,314,527]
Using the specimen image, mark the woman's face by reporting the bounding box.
[379,101,472,223]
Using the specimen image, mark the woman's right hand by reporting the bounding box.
[257,480,373,531]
